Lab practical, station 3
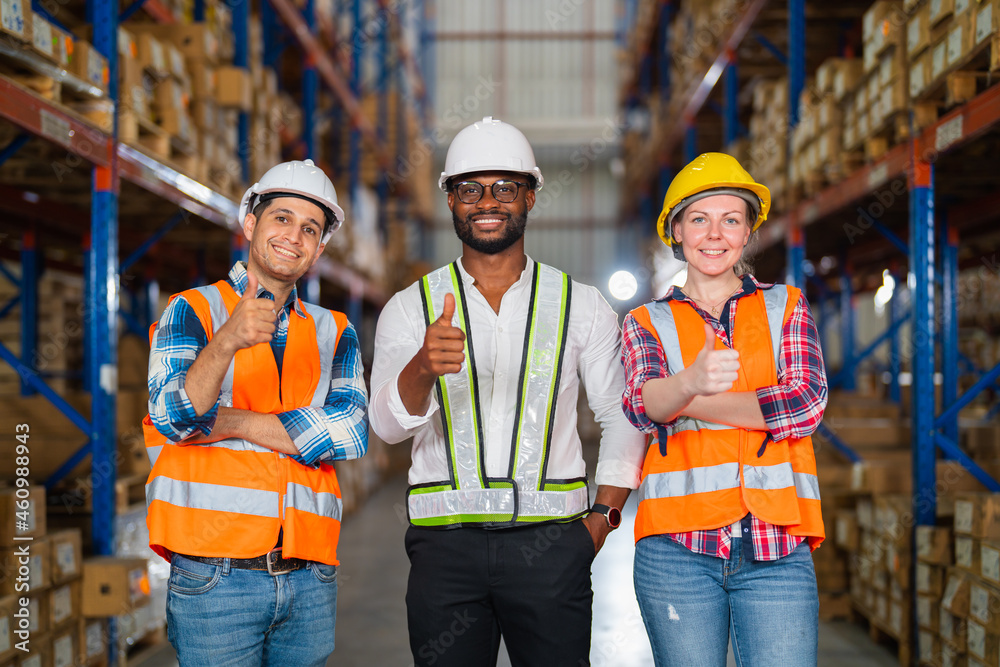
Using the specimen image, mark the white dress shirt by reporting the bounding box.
[370,256,646,491]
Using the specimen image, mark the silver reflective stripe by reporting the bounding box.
[761,287,788,369]
[518,486,589,518]
[407,486,588,521]
[409,488,514,520]
[301,303,339,408]
[646,302,685,372]
[511,264,569,491]
[742,462,795,491]
[638,463,741,501]
[146,475,280,518]
[794,472,821,500]
[671,416,732,435]
[147,445,162,466]
[196,285,236,407]
[285,482,343,521]
[423,265,484,491]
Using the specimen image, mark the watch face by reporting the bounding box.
[607,507,622,529]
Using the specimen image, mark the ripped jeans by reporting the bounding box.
[633,535,818,667]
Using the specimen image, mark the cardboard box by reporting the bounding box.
[77,619,106,667]
[50,624,75,667]
[25,592,46,635]
[982,541,1000,584]
[156,108,194,142]
[29,13,71,68]
[931,35,949,79]
[81,559,149,618]
[136,33,168,77]
[66,40,108,94]
[956,494,1000,538]
[944,568,972,617]
[958,535,981,574]
[918,562,946,595]
[947,13,975,67]
[47,579,78,630]
[920,629,940,665]
[968,619,1000,663]
[16,631,50,667]
[215,66,251,111]
[941,606,968,650]
[129,23,218,64]
[0,538,49,596]
[931,0,957,26]
[47,531,80,587]
[0,0,30,43]
[909,4,932,55]
[971,581,1000,632]
[188,63,216,101]
[918,593,940,631]
[919,525,954,564]
[975,0,999,47]
[835,511,859,551]
[0,487,45,547]
[910,51,931,98]
[0,595,16,663]
[151,77,188,112]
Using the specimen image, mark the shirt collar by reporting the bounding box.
[454,255,535,289]
[656,274,772,305]
[228,262,307,318]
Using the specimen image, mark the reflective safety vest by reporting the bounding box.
[629,285,824,549]
[142,280,348,565]
[407,261,589,528]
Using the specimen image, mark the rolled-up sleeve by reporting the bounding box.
[147,296,219,442]
[279,323,369,465]
[369,286,439,444]
[755,293,828,441]
[579,289,646,490]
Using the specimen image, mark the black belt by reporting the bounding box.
[179,549,308,575]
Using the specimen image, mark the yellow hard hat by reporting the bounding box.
[657,152,771,247]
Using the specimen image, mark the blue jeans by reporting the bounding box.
[166,554,338,667]
[633,536,818,667]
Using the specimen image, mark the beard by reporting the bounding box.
[452,207,528,255]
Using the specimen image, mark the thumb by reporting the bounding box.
[701,323,717,355]
[438,293,456,325]
[243,270,259,300]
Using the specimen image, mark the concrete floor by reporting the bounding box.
[137,473,899,667]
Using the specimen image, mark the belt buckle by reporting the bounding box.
[266,548,292,576]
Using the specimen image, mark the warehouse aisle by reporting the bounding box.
[138,471,899,667]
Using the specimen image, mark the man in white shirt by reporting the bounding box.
[370,117,646,667]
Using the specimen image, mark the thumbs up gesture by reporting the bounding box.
[418,293,466,377]
[686,323,741,396]
[218,270,277,353]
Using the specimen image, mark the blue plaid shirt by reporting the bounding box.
[148,262,368,465]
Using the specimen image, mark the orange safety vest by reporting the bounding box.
[629,285,824,550]
[142,280,348,565]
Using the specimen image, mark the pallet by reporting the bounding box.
[852,601,914,666]
[914,31,1000,111]
[0,71,113,133]
[123,623,168,667]
[864,111,909,162]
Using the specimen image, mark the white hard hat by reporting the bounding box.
[238,159,345,244]
[438,117,544,192]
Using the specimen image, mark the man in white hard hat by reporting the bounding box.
[370,117,645,666]
[145,159,368,666]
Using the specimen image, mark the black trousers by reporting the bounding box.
[405,520,596,667]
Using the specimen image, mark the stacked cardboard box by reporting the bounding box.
[0,486,95,667]
[746,78,788,212]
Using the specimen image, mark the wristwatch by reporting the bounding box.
[590,504,622,529]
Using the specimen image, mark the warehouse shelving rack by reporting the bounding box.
[0,0,426,595]
[620,0,1000,556]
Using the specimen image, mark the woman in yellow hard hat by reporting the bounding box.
[619,153,828,666]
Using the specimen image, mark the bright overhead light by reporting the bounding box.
[609,270,638,301]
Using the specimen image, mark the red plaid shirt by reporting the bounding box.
[621,275,828,561]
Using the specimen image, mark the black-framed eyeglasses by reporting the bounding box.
[451,180,528,204]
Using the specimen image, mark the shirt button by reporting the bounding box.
[498,326,504,333]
